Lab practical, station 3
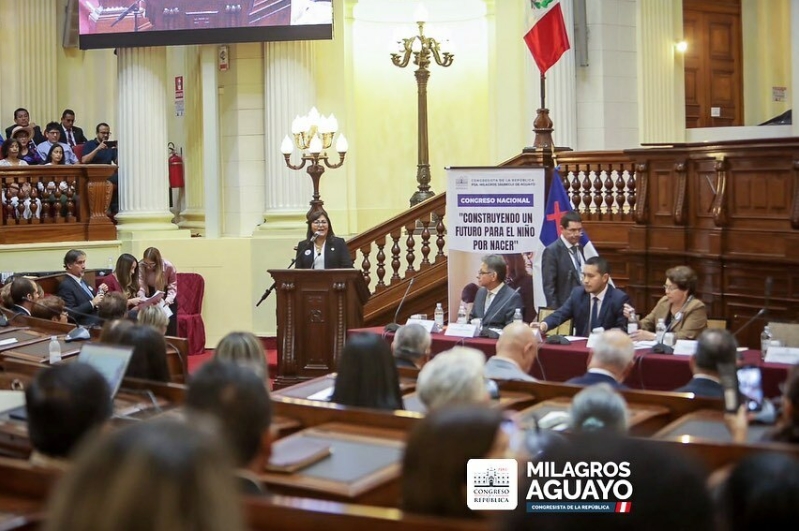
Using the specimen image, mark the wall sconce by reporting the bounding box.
[675,41,688,54]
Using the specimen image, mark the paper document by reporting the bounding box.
[634,340,657,350]
[0,338,18,347]
[136,291,164,309]
[306,387,334,401]
[0,391,25,414]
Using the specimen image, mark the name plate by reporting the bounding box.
[405,318,442,333]
[764,346,799,365]
[673,340,698,356]
[444,323,478,338]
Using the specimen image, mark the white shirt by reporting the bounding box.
[312,244,326,269]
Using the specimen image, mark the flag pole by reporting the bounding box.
[533,70,553,150]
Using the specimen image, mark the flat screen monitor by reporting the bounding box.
[78,343,135,397]
[79,0,333,50]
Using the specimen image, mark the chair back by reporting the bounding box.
[537,307,573,336]
[176,272,204,315]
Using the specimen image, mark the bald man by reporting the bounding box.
[483,322,540,382]
[566,330,635,389]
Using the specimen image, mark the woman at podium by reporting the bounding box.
[295,209,354,269]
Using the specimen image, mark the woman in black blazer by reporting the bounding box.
[295,209,354,269]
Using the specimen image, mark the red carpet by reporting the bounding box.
[187,337,278,376]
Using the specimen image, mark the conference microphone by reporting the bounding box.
[479,287,521,339]
[384,277,416,333]
[256,258,296,307]
[733,276,773,339]
[310,232,321,243]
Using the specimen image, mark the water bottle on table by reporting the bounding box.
[761,326,773,359]
[434,303,445,328]
[513,308,523,324]
[49,336,61,364]
[655,318,666,344]
[457,303,468,324]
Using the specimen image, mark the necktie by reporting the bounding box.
[67,129,75,147]
[485,291,494,313]
[588,296,599,335]
[571,245,582,274]
[80,280,93,297]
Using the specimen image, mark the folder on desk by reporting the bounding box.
[265,437,332,473]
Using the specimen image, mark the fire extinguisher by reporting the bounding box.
[168,142,185,188]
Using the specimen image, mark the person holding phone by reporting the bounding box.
[81,122,119,215]
[726,365,799,444]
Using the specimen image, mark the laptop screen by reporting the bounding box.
[77,343,134,398]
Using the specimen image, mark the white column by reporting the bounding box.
[547,0,578,149]
[201,46,222,238]
[260,41,317,230]
[18,0,58,125]
[637,0,685,144]
[116,47,177,233]
[179,46,206,232]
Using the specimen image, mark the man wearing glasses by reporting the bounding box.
[468,254,525,331]
[36,122,79,164]
[541,210,585,309]
[81,123,119,216]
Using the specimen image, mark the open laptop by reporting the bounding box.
[9,343,134,422]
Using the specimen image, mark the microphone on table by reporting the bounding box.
[733,276,773,339]
[255,258,296,307]
[384,277,416,333]
[479,287,521,339]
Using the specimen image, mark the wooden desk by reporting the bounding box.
[273,375,416,402]
[654,409,773,444]
[514,397,670,437]
[258,423,406,507]
[351,327,792,398]
[402,390,536,414]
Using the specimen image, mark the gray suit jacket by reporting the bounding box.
[468,284,524,328]
[484,357,536,382]
[541,238,583,309]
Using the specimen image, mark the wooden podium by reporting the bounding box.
[268,269,370,388]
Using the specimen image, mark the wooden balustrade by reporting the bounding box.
[556,151,637,221]
[0,165,116,244]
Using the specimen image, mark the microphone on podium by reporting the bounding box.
[310,232,321,243]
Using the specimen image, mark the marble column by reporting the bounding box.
[116,47,180,235]
[259,41,317,231]
[179,46,207,233]
[637,0,685,144]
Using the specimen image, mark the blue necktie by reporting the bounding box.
[588,296,599,335]
[80,280,93,297]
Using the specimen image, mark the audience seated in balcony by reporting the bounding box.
[214,331,269,381]
[44,420,245,531]
[4,108,45,144]
[185,360,273,495]
[36,122,78,165]
[11,126,44,165]
[402,405,512,519]
[0,138,28,167]
[25,363,113,471]
[330,332,404,411]
[417,347,490,410]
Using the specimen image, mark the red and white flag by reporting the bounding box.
[523,0,571,74]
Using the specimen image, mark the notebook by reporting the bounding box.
[77,343,135,397]
[265,437,332,473]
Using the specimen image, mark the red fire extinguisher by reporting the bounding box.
[168,142,185,188]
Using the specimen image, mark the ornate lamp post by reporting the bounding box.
[281,107,348,220]
[390,3,454,207]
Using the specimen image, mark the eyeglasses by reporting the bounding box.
[477,270,492,276]
[141,261,156,268]
[312,220,328,225]
[663,284,679,292]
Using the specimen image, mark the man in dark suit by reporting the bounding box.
[57,109,88,147]
[673,328,735,398]
[542,210,584,308]
[392,323,431,369]
[468,254,525,330]
[537,256,629,337]
[9,277,38,316]
[57,249,106,326]
[566,330,635,389]
[4,108,45,144]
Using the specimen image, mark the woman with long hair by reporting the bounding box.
[116,324,171,383]
[214,331,269,382]
[103,253,142,308]
[330,333,403,411]
[402,405,511,518]
[45,420,245,531]
[0,138,28,166]
[138,247,178,336]
[45,143,66,165]
[295,209,354,269]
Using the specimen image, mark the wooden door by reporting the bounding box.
[683,0,743,128]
